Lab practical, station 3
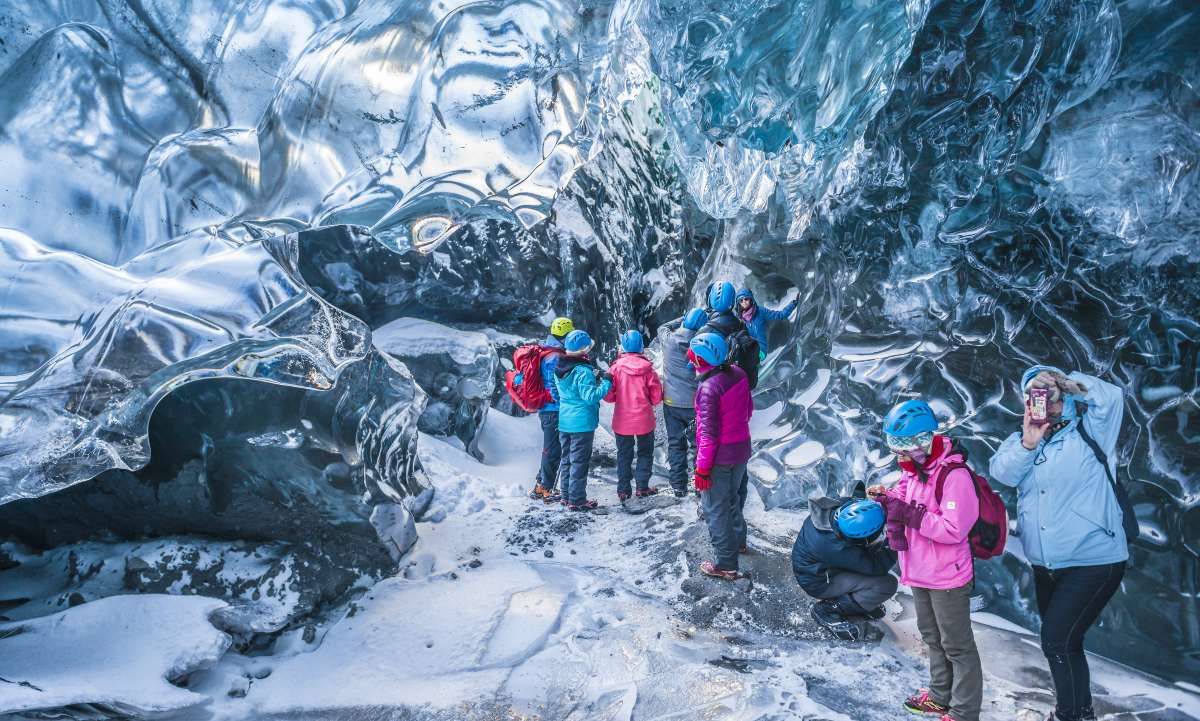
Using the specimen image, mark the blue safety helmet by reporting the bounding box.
[882,399,938,437]
[564,329,594,354]
[682,307,707,331]
[708,282,736,313]
[835,499,885,541]
[620,330,644,353]
[689,332,728,367]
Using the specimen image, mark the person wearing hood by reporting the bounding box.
[554,330,612,511]
[791,496,897,641]
[604,330,663,501]
[734,287,797,357]
[661,307,707,497]
[689,332,754,581]
[528,316,573,503]
[868,400,982,721]
[989,366,1128,721]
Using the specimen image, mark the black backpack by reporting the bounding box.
[725,329,761,390]
[1075,419,1140,544]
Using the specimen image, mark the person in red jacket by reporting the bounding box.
[689,332,754,581]
[604,330,663,501]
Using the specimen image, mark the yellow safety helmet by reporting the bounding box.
[550,317,574,338]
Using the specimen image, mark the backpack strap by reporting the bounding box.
[933,461,973,505]
[1075,416,1116,488]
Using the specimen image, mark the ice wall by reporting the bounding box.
[628,0,1197,680]
[0,0,1196,681]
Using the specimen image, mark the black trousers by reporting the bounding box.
[1033,561,1125,721]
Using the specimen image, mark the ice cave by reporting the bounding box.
[0,0,1196,719]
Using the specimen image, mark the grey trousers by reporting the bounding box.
[911,582,983,721]
[816,571,898,613]
[700,463,749,571]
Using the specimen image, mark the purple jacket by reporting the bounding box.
[694,365,753,470]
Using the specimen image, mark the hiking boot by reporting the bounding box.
[568,499,599,512]
[698,560,741,581]
[617,492,631,503]
[810,600,865,641]
[903,689,948,715]
[528,484,549,500]
[542,490,562,504]
[634,487,659,497]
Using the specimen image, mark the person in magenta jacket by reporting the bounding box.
[604,330,664,501]
[689,332,754,581]
[869,400,983,721]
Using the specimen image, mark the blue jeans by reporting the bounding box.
[615,432,654,496]
[663,405,694,493]
[558,431,595,506]
[536,411,561,491]
[700,463,749,570]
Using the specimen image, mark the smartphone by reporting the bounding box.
[1029,387,1049,425]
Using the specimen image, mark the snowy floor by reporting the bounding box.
[2,409,1197,721]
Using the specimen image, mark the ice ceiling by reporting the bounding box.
[0,0,1196,680]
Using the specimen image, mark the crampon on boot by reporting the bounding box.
[903,689,948,715]
[568,499,599,512]
[529,484,549,500]
[634,487,659,497]
[810,600,866,641]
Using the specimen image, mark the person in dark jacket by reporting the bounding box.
[698,281,746,340]
[689,332,754,581]
[734,288,797,356]
[791,496,897,640]
[528,316,572,503]
[661,307,707,497]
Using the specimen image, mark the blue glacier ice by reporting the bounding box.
[0,0,1196,687]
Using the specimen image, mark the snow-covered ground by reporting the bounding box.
[2,410,1197,721]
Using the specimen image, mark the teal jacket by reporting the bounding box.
[989,367,1129,569]
[554,356,612,433]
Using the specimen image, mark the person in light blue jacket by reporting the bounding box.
[734,288,797,356]
[989,365,1129,721]
[554,330,612,511]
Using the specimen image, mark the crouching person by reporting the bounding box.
[791,497,897,640]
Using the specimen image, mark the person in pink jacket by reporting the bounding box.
[868,400,982,721]
[604,330,663,501]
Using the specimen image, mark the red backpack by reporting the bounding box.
[504,344,561,412]
[933,460,1008,560]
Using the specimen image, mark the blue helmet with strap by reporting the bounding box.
[620,330,644,353]
[688,332,727,367]
[708,282,736,312]
[835,499,885,541]
[682,307,707,331]
[882,399,938,437]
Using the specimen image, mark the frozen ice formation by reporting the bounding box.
[0,0,1197,685]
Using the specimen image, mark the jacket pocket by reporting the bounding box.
[1071,508,1115,538]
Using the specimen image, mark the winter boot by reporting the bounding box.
[835,594,884,620]
[618,492,631,503]
[810,600,865,641]
[541,489,562,503]
[529,484,549,500]
[903,689,948,715]
[569,499,599,512]
[634,487,658,497]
